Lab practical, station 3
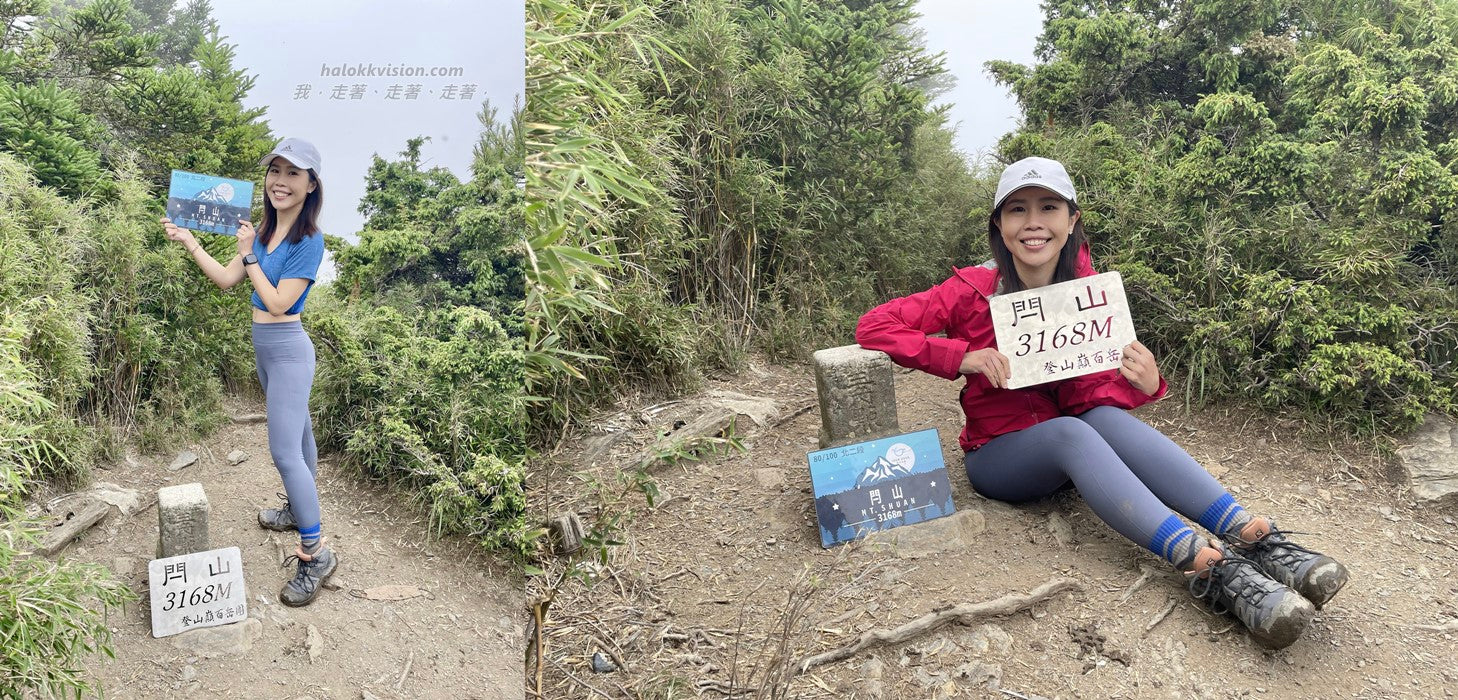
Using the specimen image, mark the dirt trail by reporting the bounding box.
[536,360,1458,699]
[37,396,525,700]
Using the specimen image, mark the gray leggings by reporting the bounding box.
[964,406,1239,563]
[252,321,321,536]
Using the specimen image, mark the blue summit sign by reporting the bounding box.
[166,170,255,236]
[806,428,956,547]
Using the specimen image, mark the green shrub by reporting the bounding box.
[1,317,133,699]
[308,298,528,554]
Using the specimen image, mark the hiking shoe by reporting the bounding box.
[280,546,337,607]
[1187,544,1315,649]
[258,493,298,531]
[1226,518,1349,609]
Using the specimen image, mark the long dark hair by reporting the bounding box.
[259,170,323,246]
[986,199,1087,293]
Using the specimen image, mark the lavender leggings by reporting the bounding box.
[251,321,321,537]
[963,406,1239,563]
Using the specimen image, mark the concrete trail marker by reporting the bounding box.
[813,345,899,449]
[157,482,209,558]
[989,272,1139,389]
[149,546,248,638]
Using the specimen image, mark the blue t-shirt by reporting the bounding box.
[251,231,324,315]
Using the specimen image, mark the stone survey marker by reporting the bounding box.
[989,272,1138,389]
[149,546,247,638]
[813,345,899,448]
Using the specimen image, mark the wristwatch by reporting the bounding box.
[243,253,259,266]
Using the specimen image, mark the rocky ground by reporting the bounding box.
[531,359,1458,699]
[31,396,525,700]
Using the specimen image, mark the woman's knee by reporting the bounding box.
[1037,415,1103,449]
[1081,405,1124,420]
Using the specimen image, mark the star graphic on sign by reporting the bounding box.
[929,481,937,487]
[831,503,840,511]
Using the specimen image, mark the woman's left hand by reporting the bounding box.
[1119,341,1161,396]
[235,219,256,257]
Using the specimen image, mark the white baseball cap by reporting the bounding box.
[258,137,322,178]
[993,156,1076,210]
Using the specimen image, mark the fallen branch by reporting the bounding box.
[1143,597,1178,635]
[1116,564,1158,606]
[394,651,413,691]
[794,577,1081,674]
[1412,619,1458,632]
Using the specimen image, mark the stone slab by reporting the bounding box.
[1398,414,1458,503]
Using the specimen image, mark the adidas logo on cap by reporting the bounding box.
[1022,169,1040,180]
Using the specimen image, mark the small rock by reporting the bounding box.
[861,656,885,699]
[167,450,199,472]
[955,660,1002,688]
[751,468,785,489]
[169,618,263,658]
[180,665,197,682]
[89,482,143,515]
[590,651,617,673]
[1047,512,1074,548]
[305,624,323,664]
[965,624,1013,657]
[111,557,135,575]
[912,667,949,689]
[889,509,986,558]
[226,450,249,466]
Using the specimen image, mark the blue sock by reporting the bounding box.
[1198,493,1252,537]
[299,522,322,553]
[1150,514,1207,569]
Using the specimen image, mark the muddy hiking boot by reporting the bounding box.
[1186,544,1314,649]
[280,544,337,607]
[258,492,298,532]
[1225,517,1349,609]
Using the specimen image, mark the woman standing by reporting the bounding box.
[162,137,336,607]
[856,157,1347,649]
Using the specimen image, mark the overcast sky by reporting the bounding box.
[211,0,524,242]
[912,1,1043,167]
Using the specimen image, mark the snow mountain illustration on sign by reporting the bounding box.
[193,182,236,203]
[855,456,913,488]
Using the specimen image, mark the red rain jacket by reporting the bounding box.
[855,248,1167,452]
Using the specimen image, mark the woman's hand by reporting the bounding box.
[161,217,197,250]
[960,347,1012,389]
[235,219,256,258]
[1119,341,1161,396]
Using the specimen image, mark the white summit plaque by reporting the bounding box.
[989,271,1138,389]
[148,546,247,638]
